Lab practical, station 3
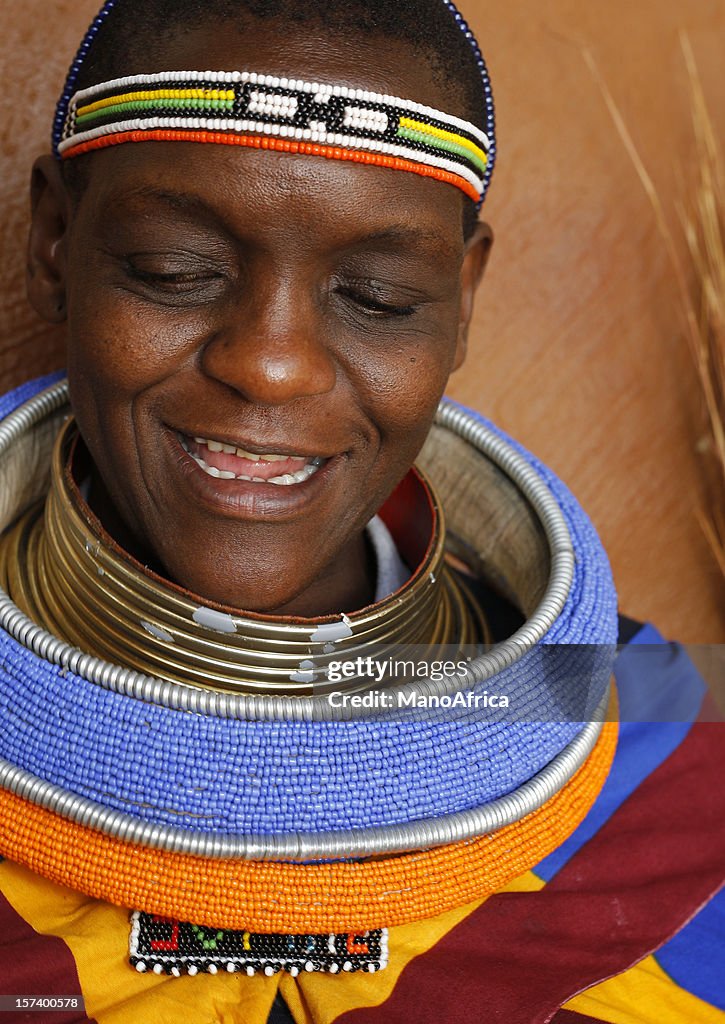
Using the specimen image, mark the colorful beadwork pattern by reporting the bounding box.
[58,71,489,203]
[129,912,388,976]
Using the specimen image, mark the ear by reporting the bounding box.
[452,219,493,372]
[26,155,72,323]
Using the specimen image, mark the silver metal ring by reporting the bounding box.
[0,380,575,721]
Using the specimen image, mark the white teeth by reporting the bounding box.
[190,434,312,462]
[183,433,324,485]
[267,464,319,485]
[188,449,322,485]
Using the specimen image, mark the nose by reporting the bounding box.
[200,279,337,405]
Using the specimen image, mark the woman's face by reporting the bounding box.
[30,23,490,615]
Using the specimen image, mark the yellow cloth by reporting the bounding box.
[3,859,721,1024]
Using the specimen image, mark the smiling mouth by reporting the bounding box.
[179,433,326,485]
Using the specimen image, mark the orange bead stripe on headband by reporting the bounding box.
[0,719,617,934]
[60,129,482,204]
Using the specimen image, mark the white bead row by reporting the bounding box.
[343,106,389,133]
[248,90,299,119]
[133,957,374,975]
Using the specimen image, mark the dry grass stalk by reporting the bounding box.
[583,38,725,579]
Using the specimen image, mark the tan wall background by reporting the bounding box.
[1,0,723,642]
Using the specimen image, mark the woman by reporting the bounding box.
[0,1,722,1022]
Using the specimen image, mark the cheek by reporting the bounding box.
[66,291,206,398]
[348,334,456,445]
[335,334,455,515]
[64,302,188,494]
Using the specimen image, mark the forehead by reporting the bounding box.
[79,145,464,266]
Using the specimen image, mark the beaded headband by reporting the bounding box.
[53,1,496,207]
[58,71,489,204]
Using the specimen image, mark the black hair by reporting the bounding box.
[63,0,487,236]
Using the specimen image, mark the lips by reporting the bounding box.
[179,433,326,485]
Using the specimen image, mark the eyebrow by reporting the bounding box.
[109,186,458,254]
[111,186,217,217]
[350,227,458,254]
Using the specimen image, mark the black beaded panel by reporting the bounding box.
[129,911,388,975]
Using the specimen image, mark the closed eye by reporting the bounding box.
[337,286,418,317]
[128,268,222,291]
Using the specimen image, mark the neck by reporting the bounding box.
[273,528,376,616]
[87,466,377,617]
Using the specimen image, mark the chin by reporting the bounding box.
[195,581,309,615]
[149,538,332,617]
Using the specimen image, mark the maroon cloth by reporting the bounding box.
[550,1012,608,1024]
[0,875,96,1024]
[337,724,725,1024]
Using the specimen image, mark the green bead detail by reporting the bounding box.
[191,924,226,950]
[76,96,235,126]
[396,125,487,174]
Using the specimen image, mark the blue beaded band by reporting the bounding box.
[440,0,496,205]
[0,378,618,837]
[52,0,118,160]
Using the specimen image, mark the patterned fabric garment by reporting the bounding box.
[1,621,723,1024]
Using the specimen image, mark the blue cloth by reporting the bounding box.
[536,623,705,881]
